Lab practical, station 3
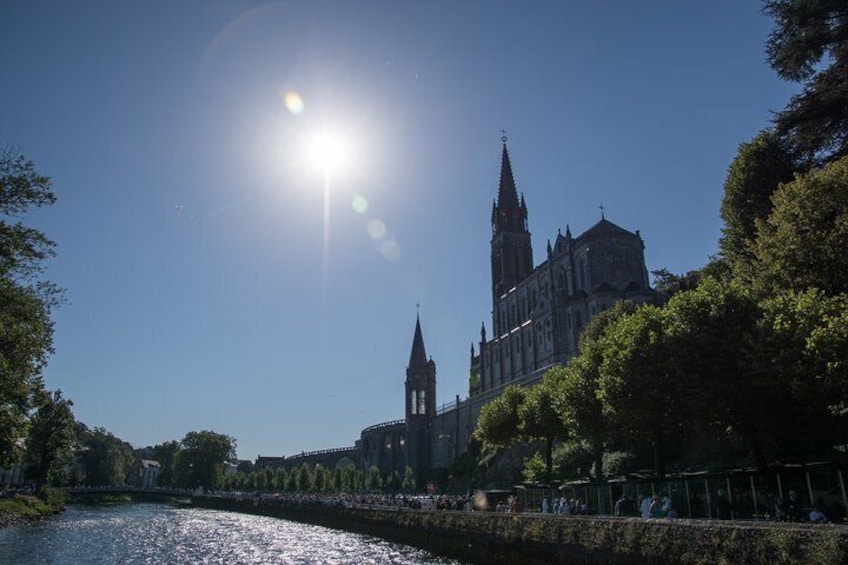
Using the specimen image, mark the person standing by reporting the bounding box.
[640,494,653,518]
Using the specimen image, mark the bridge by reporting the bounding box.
[67,485,198,498]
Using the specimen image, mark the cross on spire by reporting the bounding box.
[599,203,606,219]
[500,129,508,143]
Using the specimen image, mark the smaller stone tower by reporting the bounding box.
[404,314,436,482]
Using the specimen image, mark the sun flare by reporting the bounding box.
[307,130,350,175]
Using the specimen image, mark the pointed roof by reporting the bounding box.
[497,142,520,210]
[581,218,634,239]
[408,315,428,370]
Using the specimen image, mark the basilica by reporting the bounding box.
[267,139,656,483]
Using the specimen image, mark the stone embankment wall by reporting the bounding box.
[192,496,848,564]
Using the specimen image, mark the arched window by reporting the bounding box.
[410,390,418,415]
[578,260,585,289]
[418,389,427,415]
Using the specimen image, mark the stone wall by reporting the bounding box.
[192,496,848,564]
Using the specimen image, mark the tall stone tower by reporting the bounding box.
[490,138,533,301]
[404,314,436,482]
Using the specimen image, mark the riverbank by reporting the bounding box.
[193,495,848,564]
[0,494,63,528]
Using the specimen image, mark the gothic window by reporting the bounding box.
[418,389,426,415]
[546,319,552,344]
[578,260,585,289]
[410,390,418,415]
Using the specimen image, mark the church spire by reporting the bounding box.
[408,313,428,370]
[490,133,533,300]
[492,136,525,234]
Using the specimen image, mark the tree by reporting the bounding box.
[401,465,415,492]
[296,462,313,492]
[175,430,236,491]
[765,0,848,162]
[753,156,848,296]
[597,305,690,477]
[78,427,135,486]
[663,279,771,469]
[0,147,61,469]
[0,279,54,468]
[367,465,383,492]
[473,385,525,448]
[23,389,76,493]
[152,440,180,487]
[719,129,797,279]
[518,372,568,484]
[556,301,638,482]
[756,289,848,456]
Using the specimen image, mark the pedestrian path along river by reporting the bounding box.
[0,502,465,564]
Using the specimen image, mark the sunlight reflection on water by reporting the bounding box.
[0,504,464,565]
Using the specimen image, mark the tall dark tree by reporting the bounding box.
[765,0,848,162]
[598,305,691,477]
[174,430,236,491]
[152,440,180,487]
[519,371,569,484]
[719,129,797,280]
[78,427,135,486]
[23,389,76,493]
[753,156,848,296]
[756,289,848,457]
[0,147,61,468]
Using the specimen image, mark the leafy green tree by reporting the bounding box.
[367,465,383,492]
[556,301,638,482]
[598,305,690,477]
[401,465,415,492]
[719,129,797,279]
[23,389,76,493]
[286,467,298,492]
[765,0,848,162]
[274,467,287,491]
[78,427,135,486]
[174,430,236,491]
[473,385,525,448]
[0,147,58,281]
[296,462,313,492]
[663,279,771,468]
[341,466,356,492]
[152,440,180,487]
[753,156,848,296]
[756,289,848,456]
[254,470,266,491]
[0,147,62,469]
[518,372,568,484]
[331,467,343,492]
[312,464,327,492]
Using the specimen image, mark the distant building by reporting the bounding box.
[273,139,655,485]
[138,459,160,487]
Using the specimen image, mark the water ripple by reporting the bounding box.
[0,504,464,565]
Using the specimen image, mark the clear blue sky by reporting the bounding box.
[2,1,797,460]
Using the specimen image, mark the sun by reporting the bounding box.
[307,130,350,175]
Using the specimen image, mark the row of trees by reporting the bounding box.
[473,0,848,484]
[218,464,416,495]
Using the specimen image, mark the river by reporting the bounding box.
[0,502,466,564]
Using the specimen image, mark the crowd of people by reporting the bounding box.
[203,488,835,523]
